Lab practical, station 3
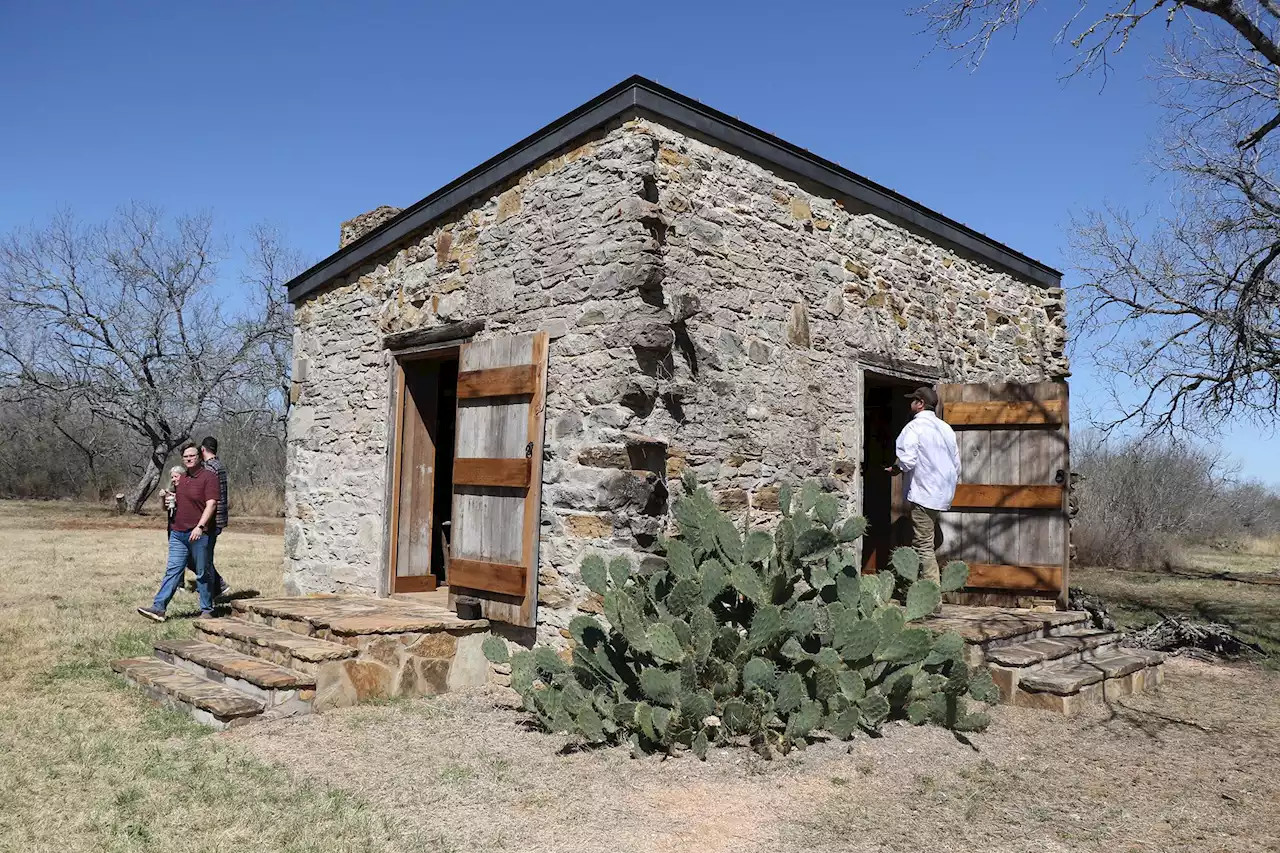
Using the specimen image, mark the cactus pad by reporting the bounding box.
[890,546,921,582]
[646,623,685,663]
[744,529,774,563]
[580,553,609,595]
[904,580,942,622]
[481,635,510,664]
[940,560,969,593]
[742,657,777,692]
[748,604,784,649]
[666,538,697,581]
[876,627,932,664]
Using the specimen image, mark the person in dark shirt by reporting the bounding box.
[137,443,219,622]
[184,436,231,597]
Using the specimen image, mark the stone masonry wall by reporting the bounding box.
[286,115,1068,647]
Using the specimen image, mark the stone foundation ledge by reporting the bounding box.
[313,629,491,711]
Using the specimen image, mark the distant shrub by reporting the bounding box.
[1073,433,1280,568]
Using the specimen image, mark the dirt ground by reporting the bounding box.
[3,499,1279,853]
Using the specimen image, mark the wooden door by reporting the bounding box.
[936,382,1070,606]
[447,332,549,627]
[390,361,442,593]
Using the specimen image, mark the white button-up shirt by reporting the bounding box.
[895,410,961,511]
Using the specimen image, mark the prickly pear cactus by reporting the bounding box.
[485,478,995,758]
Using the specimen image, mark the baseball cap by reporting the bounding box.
[905,387,938,409]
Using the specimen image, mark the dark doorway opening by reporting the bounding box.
[861,372,918,573]
[391,354,460,593]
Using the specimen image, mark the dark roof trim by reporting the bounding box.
[287,76,1062,303]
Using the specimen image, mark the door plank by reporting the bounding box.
[397,367,438,581]
[456,364,537,398]
[453,457,532,489]
[950,484,1064,510]
[964,562,1062,591]
[944,399,1065,427]
[448,558,527,597]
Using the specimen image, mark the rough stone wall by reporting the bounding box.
[286,121,667,640]
[286,115,1068,647]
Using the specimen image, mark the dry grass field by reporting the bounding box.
[3,499,1279,853]
[1076,539,1280,662]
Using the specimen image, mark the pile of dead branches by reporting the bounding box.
[1067,588,1116,631]
[1124,617,1265,661]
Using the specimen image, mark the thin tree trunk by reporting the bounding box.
[128,447,167,514]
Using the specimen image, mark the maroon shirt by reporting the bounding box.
[173,465,219,531]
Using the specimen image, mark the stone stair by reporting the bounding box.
[925,605,1166,716]
[112,593,491,729]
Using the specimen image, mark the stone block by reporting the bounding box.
[343,660,393,702]
[754,485,781,512]
[563,513,613,539]
[497,188,522,222]
[418,658,452,695]
[313,661,358,712]
[403,631,459,659]
[716,489,748,510]
[577,446,631,469]
[447,633,489,690]
[361,636,401,667]
[786,302,810,348]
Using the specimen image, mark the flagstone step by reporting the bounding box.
[110,657,265,730]
[195,617,356,674]
[153,639,316,715]
[1011,649,1166,715]
[231,594,486,639]
[985,630,1120,668]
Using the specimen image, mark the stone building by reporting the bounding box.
[282,77,1070,645]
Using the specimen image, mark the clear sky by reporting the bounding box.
[2,2,1275,484]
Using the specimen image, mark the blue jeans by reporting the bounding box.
[185,528,224,594]
[154,529,215,613]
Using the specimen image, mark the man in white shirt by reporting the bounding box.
[888,387,961,588]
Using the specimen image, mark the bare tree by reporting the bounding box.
[913,0,1280,430]
[0,205,279,512]
[241,222,302,430]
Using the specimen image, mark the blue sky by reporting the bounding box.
[2,2,1275,484]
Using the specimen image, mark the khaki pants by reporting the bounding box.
[910,502,941,585]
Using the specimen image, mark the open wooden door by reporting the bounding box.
[388,359,445,593]
[936,382,1070,606]
[447,332,549,627]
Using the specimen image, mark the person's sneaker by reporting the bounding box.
[137,606,166,623]
[215,583,234,601]
[198,609,216,620]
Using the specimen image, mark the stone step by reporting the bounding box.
[195,617,356,675]
[153,639,316,716]
[111,657,265,730]
[231,595,485,640]
[1011,648,1166,716]
[986,631,1119,668]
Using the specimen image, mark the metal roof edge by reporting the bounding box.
[286,75,1062,302]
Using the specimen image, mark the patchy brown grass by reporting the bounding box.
[1074,562,1280,661]
[1178,538,1280,575]
[4,498,1280,853]
[232,660,1280,853]
[0,500,396,852]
